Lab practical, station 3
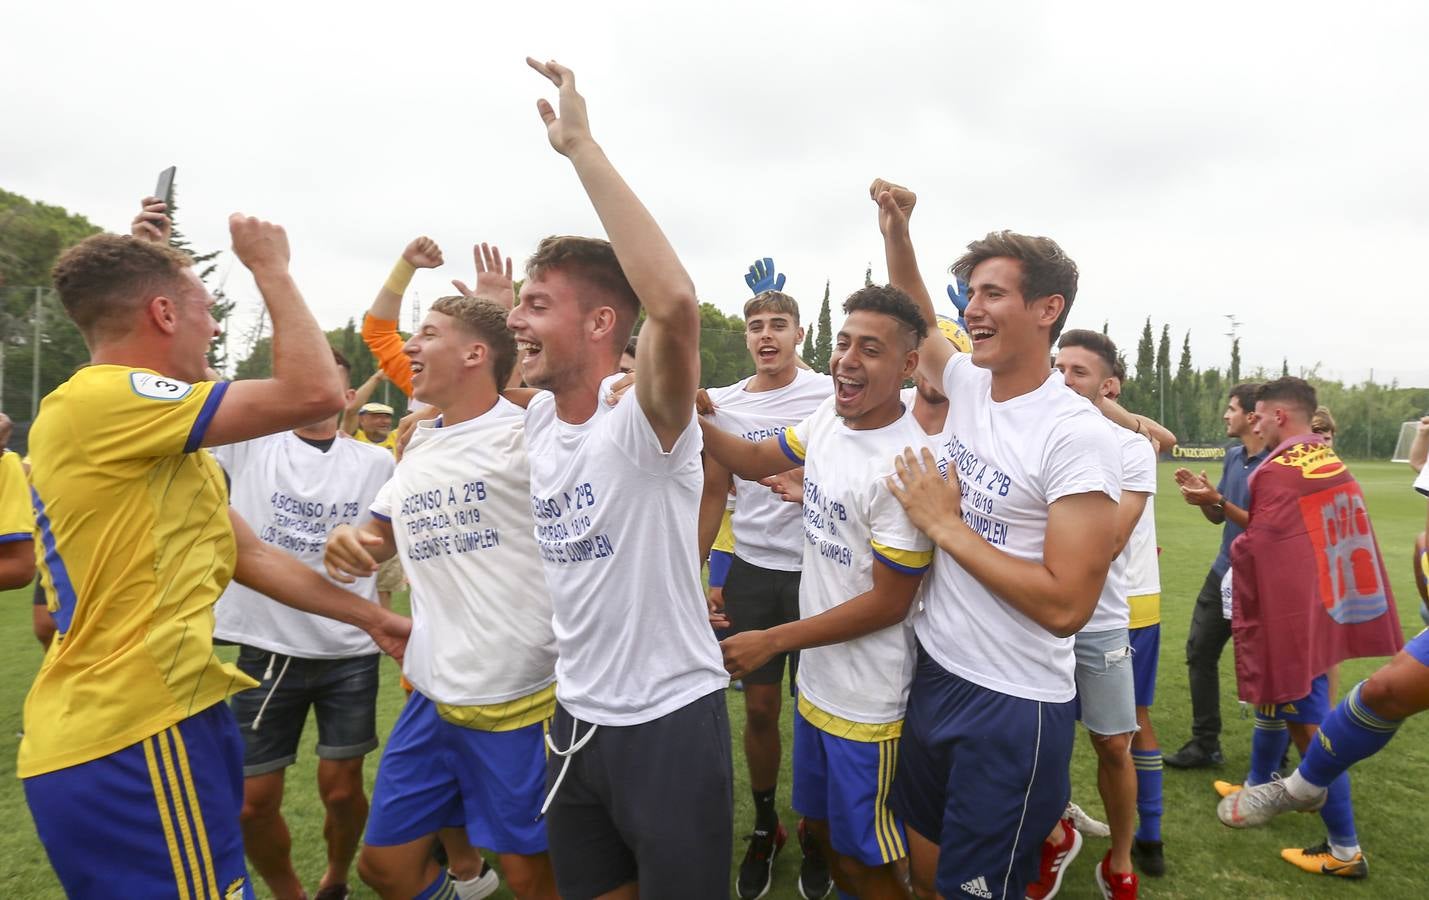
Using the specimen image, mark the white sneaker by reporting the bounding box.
[1065,801,1111,838]
[1217,775,1326,828]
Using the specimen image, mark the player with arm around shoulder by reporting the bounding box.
[872,179,1122,900]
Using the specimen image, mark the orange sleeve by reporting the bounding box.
[362,313,413,396]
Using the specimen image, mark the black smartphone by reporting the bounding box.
[154,166,176,207]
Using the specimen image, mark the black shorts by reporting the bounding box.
[546,690,733,899]
[725,554,802,686]
[229,645,381,777]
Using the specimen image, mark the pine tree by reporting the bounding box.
[813,281,833,373]
[801,280,824,364]
[1282,357,1290,377]
[1229,337,1242,385]
[864,264,874,288]
[166,183,234,370]
[1174,332,1199,438]
[1156,324,1172,422]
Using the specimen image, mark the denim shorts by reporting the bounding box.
[229,645,380,776]
[1073,627,1138,736]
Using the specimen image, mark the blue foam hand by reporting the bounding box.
[745,257,787,295]
[946,278,970,327]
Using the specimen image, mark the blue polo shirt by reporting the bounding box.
[1211,443,1267,578]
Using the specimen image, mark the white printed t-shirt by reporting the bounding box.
[213,432,393,658]
[524,375,728,726]
[708,369,832,571]
[371,398,557,710]
[1083,425,1158,634]
[780,398,934,730]
[917,354,1122,703]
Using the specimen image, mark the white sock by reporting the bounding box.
[1282,770,1322,801]
[451,867,494,900]
[1329,841,1361,861]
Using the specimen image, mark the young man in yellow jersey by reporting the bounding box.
[22,203,410,900]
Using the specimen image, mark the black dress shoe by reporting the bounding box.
[1163,741,1223,769]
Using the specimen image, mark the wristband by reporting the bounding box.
[385,258,416,296]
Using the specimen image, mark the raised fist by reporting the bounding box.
[229,214,290,276]
[403,237,444,269]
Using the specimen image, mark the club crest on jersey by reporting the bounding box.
[129,372,195,401]
[1271,442,1346,480]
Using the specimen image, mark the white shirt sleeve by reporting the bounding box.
[1043,418,1122,505]
[605,392,703,473]
[1414,465,1429,497]
[371,477,395,521]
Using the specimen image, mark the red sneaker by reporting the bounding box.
[1095,851,1139,899]
[1025,818,1083,899]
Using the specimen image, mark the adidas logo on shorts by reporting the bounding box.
[960,875,994,898]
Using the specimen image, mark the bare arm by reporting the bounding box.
[870,179,953,385]
[230,510,408,660]
[698,456,734,563]
[0,540,35,590]
[889,447,1117,637]
[323,519,398,582]
[1100,398,1178,451]
[1112,491,1150,557]
[529,58,700,450]
[203,215,345,446]
[719,562,923,679]
[1411,417,1429,473]
[343,372,385,434]
[1174,467,1246,526]
[699,418,800,482]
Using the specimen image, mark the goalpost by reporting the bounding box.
[1392,421,1420,463]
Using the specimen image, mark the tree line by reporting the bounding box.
[3,186,1422,459]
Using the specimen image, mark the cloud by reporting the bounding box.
[2,0,1424,385]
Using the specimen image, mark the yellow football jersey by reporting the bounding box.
[19,365,257,777]
[355,428,398,454]
[712,508,735,555]
[0,449,33,542]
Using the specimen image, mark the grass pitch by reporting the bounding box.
[0,461,1424,898]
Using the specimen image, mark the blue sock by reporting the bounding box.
[1132,749,1163,842]
[1318,770,1358,848]
[414,868,456,900]
[838,891,858,900]
[1300,680,1403,788]
[1248,714,1291,786]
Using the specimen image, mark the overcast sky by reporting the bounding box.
[4,1,1425,386]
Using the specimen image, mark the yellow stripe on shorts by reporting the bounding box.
[144,736,191,900]
[170,726,222,900]
[874,739,906,863]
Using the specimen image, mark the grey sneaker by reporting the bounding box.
[1217,775,1326,828]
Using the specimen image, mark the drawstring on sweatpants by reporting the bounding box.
[251,652,293,731]
[539,719,599,819]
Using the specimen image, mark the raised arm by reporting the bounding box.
[343,371,386,434]
[1410,417,1429,473]
[870,178,953,384]
[230,509,408,660]
[699,418,802,482]
[529,58,700,449]
[362,237,444,397]
[203,215,345,446]
[889,447,1117,637]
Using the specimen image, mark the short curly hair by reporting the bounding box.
[525,235,640,343]
[429,295,518,389]
[51,234,193,341]
[842,284,927,352]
